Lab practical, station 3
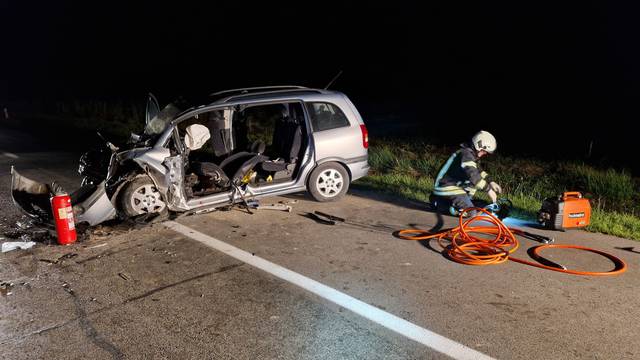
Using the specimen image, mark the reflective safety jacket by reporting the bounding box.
[433,144,492,197]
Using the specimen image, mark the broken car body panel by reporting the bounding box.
[71,181,117,226]
[10,167,117,226]
[121,146,172,195]
[163,155,189,211]
[10,166,52,221]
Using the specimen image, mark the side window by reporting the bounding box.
[177,109,231,158]
[305,102,350,132]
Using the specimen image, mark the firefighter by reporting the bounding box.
[432,130,502,216]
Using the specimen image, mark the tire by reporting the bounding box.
[307,162,350,202]
[118,177,167,217]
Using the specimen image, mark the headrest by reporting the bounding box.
[279,104,289,119]
[184,124,211,150]
[250,140,266,154]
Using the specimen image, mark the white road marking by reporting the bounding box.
[164,221,494,360]
[1,151,18,159]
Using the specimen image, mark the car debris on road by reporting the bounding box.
[305,211,347,226]
[256,204,292,212]
[1,241,36,253]
[118,272,131,281]
[38,252,78,264]
[248,199,292,212]
[0,281,14,296]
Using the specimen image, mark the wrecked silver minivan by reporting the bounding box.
[11,86,370,226]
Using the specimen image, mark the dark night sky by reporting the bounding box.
[1,1,639,170]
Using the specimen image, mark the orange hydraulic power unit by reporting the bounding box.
[538,192,591,230]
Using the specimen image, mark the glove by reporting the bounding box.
[489,182,502,194]
[487,189,498,204]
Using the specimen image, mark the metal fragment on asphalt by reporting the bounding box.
[2,241,36,252]
[118,273,131,281]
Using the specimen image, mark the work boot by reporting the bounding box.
[449,206,460,217]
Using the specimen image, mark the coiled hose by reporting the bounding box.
[398,207,627,276]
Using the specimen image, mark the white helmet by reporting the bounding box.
[471,130,497,154]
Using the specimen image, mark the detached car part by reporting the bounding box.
[11,167,117,226]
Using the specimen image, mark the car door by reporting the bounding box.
[146,93,160,126]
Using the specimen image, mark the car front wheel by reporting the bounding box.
[118,177,167,217]
[308,162,350,202]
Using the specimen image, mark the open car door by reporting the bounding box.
[146,93,160,126]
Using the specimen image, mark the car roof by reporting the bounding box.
[208,86,342,105]
[170,86,349,125]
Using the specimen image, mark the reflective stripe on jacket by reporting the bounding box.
[433,145,492,197]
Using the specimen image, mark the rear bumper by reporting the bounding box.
[347,160,369,181]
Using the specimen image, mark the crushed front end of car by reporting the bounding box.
[9,96,191,227]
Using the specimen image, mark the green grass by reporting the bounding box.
[588,209,640,240]
[356,139,640,240]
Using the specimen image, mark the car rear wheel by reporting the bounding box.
[119,177,167,217]
[308,162,349,202]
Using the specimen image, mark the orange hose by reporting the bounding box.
[398,207,627,276]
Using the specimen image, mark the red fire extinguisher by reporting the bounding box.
[51,190,77,245]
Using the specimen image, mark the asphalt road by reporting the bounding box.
[1,126,640,359]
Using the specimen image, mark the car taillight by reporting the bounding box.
[360,124,369,149]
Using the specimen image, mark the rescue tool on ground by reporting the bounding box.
[483,198,512,220]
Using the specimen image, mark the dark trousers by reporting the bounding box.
[450,194,474,210]
[431,193,475,214]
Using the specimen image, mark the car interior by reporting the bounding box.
[177,102,307,198]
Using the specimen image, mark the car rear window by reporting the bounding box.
[305,102,350,132]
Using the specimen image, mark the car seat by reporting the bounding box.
[190,162,230,195]
[257,104,302,177]
[207,111,234,157]
[219,151,268,185]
